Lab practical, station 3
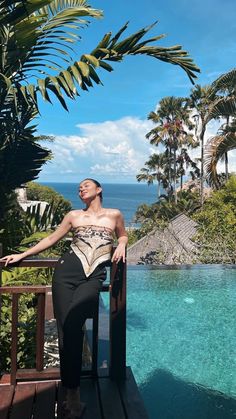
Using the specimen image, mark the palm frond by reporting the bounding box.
[1,18,200,112]
[92,22,200,84]
[207,96,236,122]
[205,132,236,187]
[1,0,102,79]
[211,68,236,95]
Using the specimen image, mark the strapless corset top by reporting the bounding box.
[70,225,114,277]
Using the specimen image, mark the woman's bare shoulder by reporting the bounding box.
[105,208,123,218]
[70,209,83,215]
[65,209,83,221]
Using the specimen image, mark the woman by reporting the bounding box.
[0,178,128,418]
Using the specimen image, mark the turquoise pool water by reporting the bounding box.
[102,265,236,418]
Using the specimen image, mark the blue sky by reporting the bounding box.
[37,0,236,184]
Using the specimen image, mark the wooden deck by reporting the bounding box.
[0,367,148,419]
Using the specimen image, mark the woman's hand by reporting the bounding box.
[0,254,25,267]
[112,210,128,264]
[111,243,126,264]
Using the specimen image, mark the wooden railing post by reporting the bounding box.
[36,293,46,371]
[11,294,19,385]
[109,259,127,380]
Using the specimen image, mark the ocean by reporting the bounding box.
[42,182,158,226]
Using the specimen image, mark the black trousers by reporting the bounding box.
[52,248,107,388]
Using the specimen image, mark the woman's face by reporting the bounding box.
[78,179,102,202]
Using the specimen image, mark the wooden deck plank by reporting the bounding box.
[0,368,147,419]
[0,385,14,419]
[9,383,35,419]
[98,377,126,419]
[118,367,149,419]
[80,377,102,419]
[16,367,60,381]
[34,381,56,419]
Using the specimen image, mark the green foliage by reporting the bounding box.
[127,218,166,245]
[26,182,71,210]
[0,100,52,223]
[0,294,37,372]
[0,191,29,253]
[0,230,70,375]
[0,191,72,373]
[1,182,72,254]
[193,176,236,263]
[135,190,200,225]
[127,229,139,246]
[132,178,236,264]
[130,189,200,246]
[24,202,68,234]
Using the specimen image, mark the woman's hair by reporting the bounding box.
[80,178,103,201]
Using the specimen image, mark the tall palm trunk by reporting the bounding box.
[157,180,161,200]
[173,147,177,204]
[225,116,230,179]
[168,145,172,198]
[156,165,161,199]
[225,152,229,179]
[200,125,206,206]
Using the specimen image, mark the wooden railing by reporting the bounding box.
[0,247,126,385]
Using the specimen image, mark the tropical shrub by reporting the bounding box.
[0,195,72,374]
[0,294,37,372]
[26,182,71,211]
[192,175,236,262]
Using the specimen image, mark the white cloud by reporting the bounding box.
[40,116,154,182]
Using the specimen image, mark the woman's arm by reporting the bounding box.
[0,211,73,266]
[111,210,128,263]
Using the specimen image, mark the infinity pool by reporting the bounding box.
[103,265,236,418]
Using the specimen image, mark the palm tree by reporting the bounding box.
[176,148,200,189]
[188,85,217,205]
[136,153,168,199]
[146,96,196,203]
[212,68,236,96]
[205,119,236,187]
[209,68,236,179]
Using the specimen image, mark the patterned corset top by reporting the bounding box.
[70,225,114,277]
